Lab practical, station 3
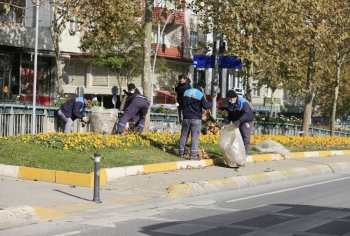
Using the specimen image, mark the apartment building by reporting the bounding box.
[0,0,209,108]
[0,1,304,114]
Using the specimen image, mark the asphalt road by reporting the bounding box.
[3,169,350,236]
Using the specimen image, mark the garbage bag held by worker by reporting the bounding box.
[218,124,246,167]
[90,106,118,134]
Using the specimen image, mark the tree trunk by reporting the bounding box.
[50,3,63,100]
[246,35,254,103]
[269,88,276,118]
[331,51,341,136]
[302,42,316,136]
[142,0,153,132]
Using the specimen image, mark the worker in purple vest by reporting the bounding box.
[116,85,150,134]
[57,94,93,133]
[222,90,254,166]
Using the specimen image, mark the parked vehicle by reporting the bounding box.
[152,90,177,110]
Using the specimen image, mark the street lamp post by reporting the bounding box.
[211,0,222,119]
[150,13,174,106]
[31,0,39,134]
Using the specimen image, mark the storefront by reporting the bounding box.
[0,48,54,105]
[17,60,52,105]
[0,52,12,100]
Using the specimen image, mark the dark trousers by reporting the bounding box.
[117,98,150,133]
[179,119,201,156]
[239,121,254,155]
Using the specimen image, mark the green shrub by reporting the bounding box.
[53,97,69,106]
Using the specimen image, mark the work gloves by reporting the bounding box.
[82,116,90,123]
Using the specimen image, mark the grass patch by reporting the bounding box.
[0,139,184,174]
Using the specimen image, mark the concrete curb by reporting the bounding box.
[166,161,350,198]
[0,206,64,230]
[0,150,350,188]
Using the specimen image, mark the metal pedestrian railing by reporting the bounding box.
[0,104,348,137]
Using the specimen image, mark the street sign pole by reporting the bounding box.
[211,0,222,120]
[111,86,118,110]
[212,38,220,119]
[31,0,39,134]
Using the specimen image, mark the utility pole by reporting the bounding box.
[31,0,39,134]
[143,0,153,132]
[211,0,221,119]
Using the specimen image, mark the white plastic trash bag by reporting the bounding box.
[90,106,118,134]
[218,124,246,167]
[251,139,291,156]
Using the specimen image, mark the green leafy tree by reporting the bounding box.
[77,0,144,108]
[320,0,350,135]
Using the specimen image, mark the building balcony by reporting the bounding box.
[152,8,185,25]
[151,43,184,59]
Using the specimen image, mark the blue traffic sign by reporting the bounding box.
[218,56,242,69]
[193,55,214,68]
[193,55,242,69]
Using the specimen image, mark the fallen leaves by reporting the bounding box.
[202,113,221,135]
[186,164,205,170]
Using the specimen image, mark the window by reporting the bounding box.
[190,2,199,14]
[69,16,80,32]
[92,66,108,86]
[154,0,166,8]
[152,30,165,44]
[252,83,260,97]
[67,61,86,86]
[74,65,86,86]
[190,31,198,49]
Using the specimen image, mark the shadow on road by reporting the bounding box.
[140,204,350,236]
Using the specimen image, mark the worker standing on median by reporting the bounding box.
[178,79,212,160]
[116,84,150,134]
[57,94,93,133]
[222,90,254,163]
[174,75,191,124]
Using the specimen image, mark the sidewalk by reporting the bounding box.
[1,152,350,230]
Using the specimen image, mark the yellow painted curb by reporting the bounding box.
[249,173,271,185]
[203,158,225,166]
[289,152,306,158]
[304,165,323,174]
[327,162,350,171]
[100,169,108,185]
[55,171,93,187]
[12,150,350,189]
[250,154,274,162]
[318,151,332,157]
[19,167,56,183]
[32,206,65,221]
[209,178,238,190]
[280,169,299,178]
[167,184,197,198]
[144,162,178,173]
